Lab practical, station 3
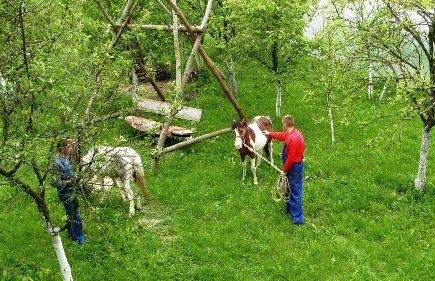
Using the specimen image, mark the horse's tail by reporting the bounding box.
[133,165,149,200]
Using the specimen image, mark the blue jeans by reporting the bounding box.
[285,162,304,224]
[58,186,85,243]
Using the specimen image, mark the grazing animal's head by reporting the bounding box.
[232,119,250,150]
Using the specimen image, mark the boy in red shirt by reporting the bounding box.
[264,115,305,224]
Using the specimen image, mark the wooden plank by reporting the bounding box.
[124,116,195,136]
[136,99,202,122]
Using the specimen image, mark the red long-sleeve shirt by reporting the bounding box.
[270,129,305,173]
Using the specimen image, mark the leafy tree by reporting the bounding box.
[224,0,308,117]
[0,0,136,279]
[327,0,435,190]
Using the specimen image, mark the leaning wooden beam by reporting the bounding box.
[136,56,166,101]
[132,24,204,33]
[117,0,135,25]
[110,0,138,48]
[165,0,247,120]
[182,0,213,86]
[93,0,117,28]
[157,0,173,17]
[172,2,182,92]
[159,127,232,155]
[110,13,130,49]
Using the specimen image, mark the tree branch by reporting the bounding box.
[93,0,117,29]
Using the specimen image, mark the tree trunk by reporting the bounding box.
[131,67,139,104]
[368,64,374,99]
[275,77,283,117]
[379,79,388,100]
[415,125,431,191]
[327,92,335,145]
[224,54,238,97]
[50,228,73,281]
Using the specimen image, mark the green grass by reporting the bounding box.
[1,57,435,280]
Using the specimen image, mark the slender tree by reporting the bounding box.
[328,0,435,190]
[0,0,137,279]
[224,0,308,117]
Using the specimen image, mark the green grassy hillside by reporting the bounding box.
[1,58,434,280]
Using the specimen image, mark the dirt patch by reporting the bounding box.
[138,203,177,242]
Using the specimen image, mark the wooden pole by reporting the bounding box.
[132,24,204,33]
[165,0,247,120]
[154,0,183,168]
[134,50,166,101]
[182,0,213,86]
[159,127,232,155]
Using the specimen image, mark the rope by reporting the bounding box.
[242,142,289,202]
[242,142,281,173]
[272,175,289,203]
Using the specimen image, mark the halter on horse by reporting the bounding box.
[232,116,274,185]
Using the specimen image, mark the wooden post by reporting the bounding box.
[134,49,166,101]
[159,127,232,155]
[182,0,213,86]
[132,24,204,33]
[154,0,183,168]
[165,0,247,120]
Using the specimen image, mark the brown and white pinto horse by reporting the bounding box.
[232,116,273,185]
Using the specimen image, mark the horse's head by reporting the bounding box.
[232,119,249,150]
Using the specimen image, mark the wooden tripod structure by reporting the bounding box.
[93,0,247,167]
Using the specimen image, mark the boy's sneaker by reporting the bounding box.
[77,237,86,246]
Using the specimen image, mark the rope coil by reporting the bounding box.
[272,174,289,202]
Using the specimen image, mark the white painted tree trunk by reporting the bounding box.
[368,64,373,99]
[48,224,73,281]
[415,126,430,191]
[379,79,387,100]
[327,95,335,145]
[275,77,283,118]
